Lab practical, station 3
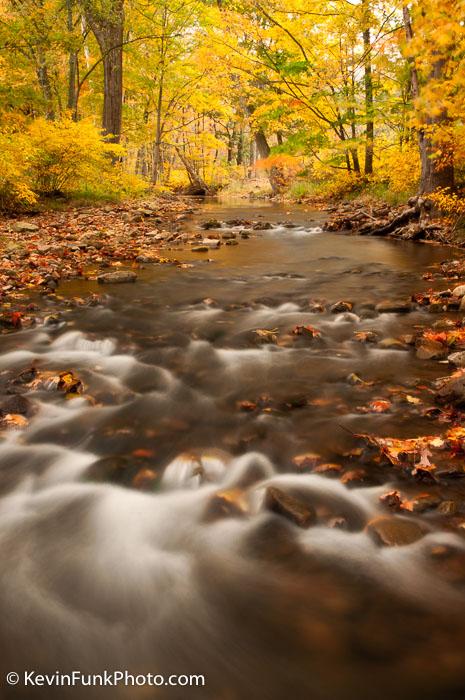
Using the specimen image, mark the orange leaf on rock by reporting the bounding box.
[132,448,155,458]
[369,399,392,413]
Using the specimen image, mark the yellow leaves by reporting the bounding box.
[28,369,84,396]
[372,141,420,196]
[0,116,146,209]
[429,188,465,228]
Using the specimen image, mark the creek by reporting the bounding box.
[1,199,465,700]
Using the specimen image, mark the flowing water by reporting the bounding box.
[1,199,465,700]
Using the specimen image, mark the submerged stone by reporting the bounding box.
[375,300,412,313]
[264,486,316,529]
[366,516,425,546]
[97,271,137,284]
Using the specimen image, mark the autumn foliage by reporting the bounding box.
[0,117,145,210]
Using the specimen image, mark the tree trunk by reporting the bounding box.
[236,128,244,165]
[363,25,374,175]
[255,128,270,159]
[84,0,124,142]
[152,78,164,183]
[66,0,78,114]
[175,146,209,193]
[36,52,55,119]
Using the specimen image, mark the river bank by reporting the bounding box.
[322,195,460,246]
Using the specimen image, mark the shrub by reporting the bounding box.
[27,117,124,195]
[0,125,36,210]
[428,187,465,230]
[372,142,420,198]
[0,115,147,210]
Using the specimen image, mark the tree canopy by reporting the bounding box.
[0,0,464,205]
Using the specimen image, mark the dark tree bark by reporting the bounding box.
[255,128,270,159]
[174,146,209,193]
[66,0,78,114]
[363,25,374,175]
[36,52,55,119]
[83,0,124,142]
[236,128,244,165]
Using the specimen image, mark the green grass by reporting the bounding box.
[363,181,417,206]
[286,176,418,206]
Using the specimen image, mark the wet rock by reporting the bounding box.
[313,462,342,477]
[437,500,457,515]
[366,516,425,546]
[264,486,316,528]
[378,337,409,350]
[243,515,302,562]
[379,490,403,511]
[416,339,447,360]
[346,372,366,385]
[331,300,353,313]
[191,245,209,253]
[226,239,239,246]
[375,300,412,313]
[132,468,158,490]
[402,493,441,513]
[452,285,465,298]
[97,271,137,284]
[204,488,247,521]
[0,394,33,417]
[354,330,378,343]
[308,302,325,313]
[434,370,465,406]
[201,219,222,230]
[136,255,159,263]
[87,455,153,486]
[0,313,22,329]
[291,453,321,471]
[240,232,250,239]
[201,238,221,248]
[12,221,39,233]
[448,351,465,367]
[400,333,416,346]
[278,394,308,410]
[253,221,273,230]
[221,231,237,240]
[252,328,279,345]
[340,469,368,486]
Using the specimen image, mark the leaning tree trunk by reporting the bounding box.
[84,0,124,142]
[174,146,209,194]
